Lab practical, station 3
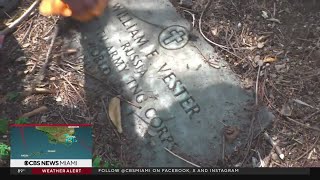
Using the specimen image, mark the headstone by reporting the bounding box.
[67,0,273,167]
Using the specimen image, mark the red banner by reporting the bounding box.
[32,168,92,175]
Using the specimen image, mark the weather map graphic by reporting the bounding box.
[10,124,93,167]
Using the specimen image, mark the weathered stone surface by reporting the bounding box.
[67,0,273,167]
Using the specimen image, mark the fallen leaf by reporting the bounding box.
[108,97,123,133]
[275,63,287,73]
[93,156,101,167]
[261,11,268,19]
[270,73,277,78]
[257,35,269,42]
[267,18,281,24]
[40,115,47,123]
[243,78,253,89]
[258,60,264,67]
[254,55,261,63]
[224,126,240,143]
[293,99,315,109]
[22,43,31,48]
[49,77,56,81]
[257,42,265,49]
[264,57,277,63]
[56,96,62,102]
[280,103,292,116]
[211,27,218,36]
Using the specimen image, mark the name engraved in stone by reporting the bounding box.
[113,3,149,48]
[158,63,200,119]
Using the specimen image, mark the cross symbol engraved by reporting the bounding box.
[163,30,186,45]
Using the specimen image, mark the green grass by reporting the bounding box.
[15,117,29,124]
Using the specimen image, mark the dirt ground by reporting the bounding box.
[0,0,319,167]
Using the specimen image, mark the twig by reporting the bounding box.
[1,9,12,19]
[183,10,195,27]
[101,97,121,140]
[42,18,59,38]
[255,65,262,105]
[218,120,228,127]
[199,1,227,49]
[294,135,320,161]
[273,2,276,18]
[263,131,284,160]
[199,0,244,61]
[61,76,89,114]
[304,37,320,61]
[22,87,53,96]
[164,147,201,167]
[240,112,256,166]
[20,20,33,43]
[38,24,60,81]
[285,117,320,132]
[251,149,265,167]
[58,111,69,124]
[0,0,40,36]
[240,63,262,165]
[303,110,320,122]
[293,98,317,110]
[20,106,48,118]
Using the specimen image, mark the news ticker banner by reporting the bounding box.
[10,124,93,168]
[9,168,312,175]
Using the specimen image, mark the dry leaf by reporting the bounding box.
[280,103,292,116]
[49,77,56,81]
[257,42,265,49]
[224,126,240,143]
[267,18,281,24]
[275,63,287,73]
[56,96,62,102]
[22,43,31,48]
[261,11,268,19]
[263,57,277,63]
[108,97,123,133]
[211,27,218,36]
